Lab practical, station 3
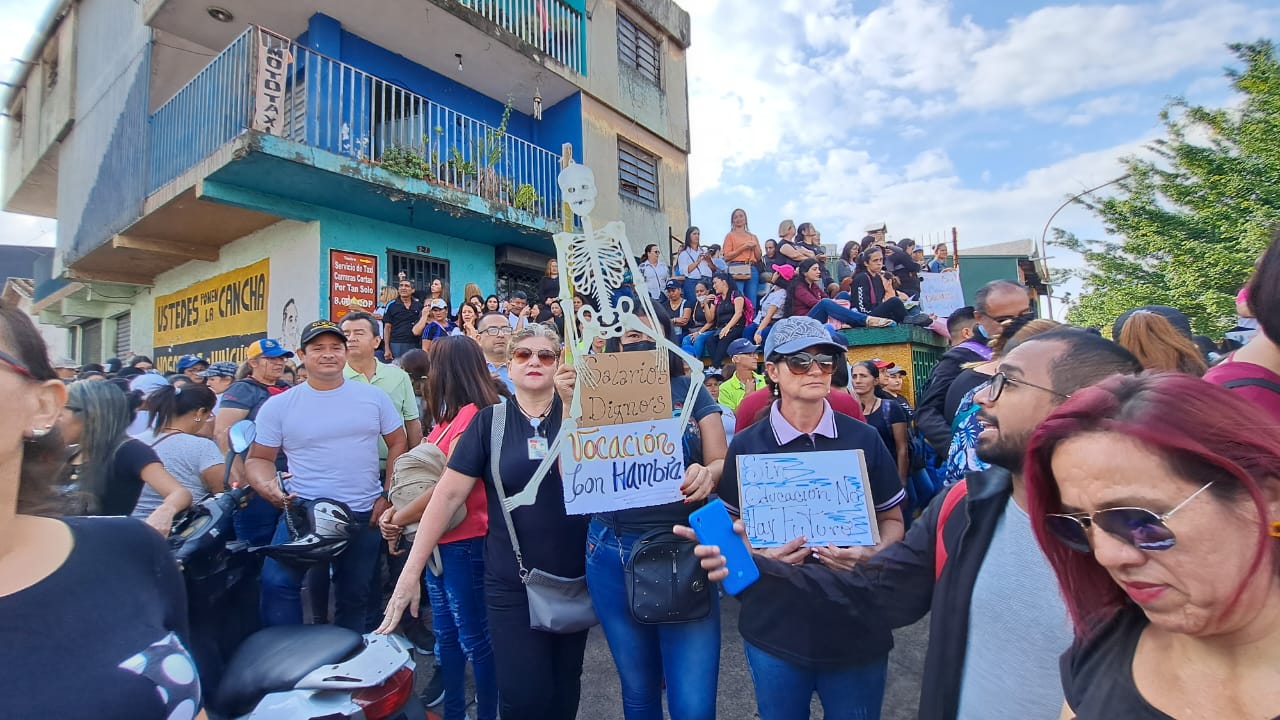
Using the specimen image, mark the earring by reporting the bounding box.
[1270,521,1280,539]
[26,425,50,441]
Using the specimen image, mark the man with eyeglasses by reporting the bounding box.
[478,311,516,393]
[680,327,1142,720]
[917,280,1031,456]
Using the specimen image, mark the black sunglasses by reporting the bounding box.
[779,352,835,376]
[987,371,1070,403]
[1046,482,1215,553]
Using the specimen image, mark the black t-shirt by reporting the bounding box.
[538,276,560,303]
[61,439,162,516]
[714,291,744,330]
[382,298,425,343]
[447,398,590,595]
[1062,607,1173,719]
[221,377,291,472]
[0,517,199,719]
[719,408,906,670]
[863,397,908,460]
[596,376,720,530]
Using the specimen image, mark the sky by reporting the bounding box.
[1,0,1277,315]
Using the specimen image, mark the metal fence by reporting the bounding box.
[148,26,563,222]
[458,0,586,74]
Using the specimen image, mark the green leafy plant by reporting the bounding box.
[512,183,540,212]
[379,145,430,180]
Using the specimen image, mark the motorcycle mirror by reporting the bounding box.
[229,420,257,454]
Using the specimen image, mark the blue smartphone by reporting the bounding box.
[689,498,760,595]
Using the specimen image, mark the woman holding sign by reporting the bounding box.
[714,316,906,720]
[377,324,590,720]
[588,306,727,720]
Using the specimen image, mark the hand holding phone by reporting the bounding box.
[688,499,760,595]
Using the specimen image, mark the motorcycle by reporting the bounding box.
[168,420,423,720]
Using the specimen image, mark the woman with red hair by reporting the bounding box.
[1024,372,1280,719]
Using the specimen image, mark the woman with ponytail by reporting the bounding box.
[131,384,225,521]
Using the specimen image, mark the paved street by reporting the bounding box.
[576,598,928,719]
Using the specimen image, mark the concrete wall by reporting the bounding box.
[580,93,689,262]
[580,0,690,153]
[130,220,322,360]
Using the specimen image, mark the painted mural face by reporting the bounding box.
[557,163,597,217]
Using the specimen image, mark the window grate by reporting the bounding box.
[388,251,450,305]
[618,139,659,208]
[113,313,132,358]
[617,13,660,85]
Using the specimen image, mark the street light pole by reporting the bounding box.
[1038,173,1132,319]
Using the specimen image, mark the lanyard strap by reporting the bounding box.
[486,401,529,577]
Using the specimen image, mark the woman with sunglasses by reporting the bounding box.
[378,323,590,720]
[587,306,727,720]
[715,316,906,719]
[1025,372,1280,719]
[0,309,209,717]
[57,380,191,535]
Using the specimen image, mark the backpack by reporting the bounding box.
[933,480,969,580]
[1221,377,1280,395]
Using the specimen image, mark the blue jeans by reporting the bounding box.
[424,537,498,720]
[807,298,872,327]
[682,330,712,360]
[259,502,381,631]
[742,323,774,346]
[389,341,418,359]
[735,266,760,307]
[585,520,720,720]
[743,641,887,720]
[681,277,706,303]
[234,494,281,546]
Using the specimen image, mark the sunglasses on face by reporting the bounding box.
[0,349,34,379]
[780,352,835,376]
[1046,482,1215,553]
[511,347,558,366]
[987,371,1070,403]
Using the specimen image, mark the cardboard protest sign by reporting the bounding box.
[920,270,965,319]
[579,351,670,426]
[561,418,686,514]
[737,450,880,548]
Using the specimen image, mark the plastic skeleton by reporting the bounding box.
[501,163,705,511]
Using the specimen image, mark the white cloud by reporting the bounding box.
[904,148,953,180]
[0,212,55,246]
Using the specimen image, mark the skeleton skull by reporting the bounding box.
[558,163,597,217]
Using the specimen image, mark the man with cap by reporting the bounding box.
[718,338,766,412]
[177,355,209,385]
[247,320,408,631]
[215,338,295,544]
[877,361,913,420]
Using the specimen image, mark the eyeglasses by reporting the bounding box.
[779,352,835,376]
[0,349,34,379]
[1046,482,1215,553]
[479,327,513,337]
[987,372,1070,403]
[511,347,558,366]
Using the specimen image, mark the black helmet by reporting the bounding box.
[252,499,354,567]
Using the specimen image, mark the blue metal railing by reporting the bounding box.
[458,0,587,74]
[147,26,563,223]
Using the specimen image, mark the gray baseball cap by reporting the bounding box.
[764,316,846,358]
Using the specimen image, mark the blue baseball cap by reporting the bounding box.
[176,355,208,372]
[246,338,295,359]
[726,338,758,357]
[764,316,846,359]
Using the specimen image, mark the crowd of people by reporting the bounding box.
[2,224,1278,720]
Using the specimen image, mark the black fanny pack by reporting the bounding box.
[624,528,711,625]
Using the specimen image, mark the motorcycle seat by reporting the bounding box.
[212,624,364,716]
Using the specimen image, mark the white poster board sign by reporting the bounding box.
[920,271,965,319]
[560,418,686,515]
[737,450,880,548]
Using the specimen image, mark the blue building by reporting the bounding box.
[5,0,692,368]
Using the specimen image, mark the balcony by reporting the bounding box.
[456,0,587,74]
[150,26,564,218]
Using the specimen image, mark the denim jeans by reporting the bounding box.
[424,537,498,720]
[585,520,720,720]
[389,341,418,359]
[233,494,281,546]
[259,502,381,631]
[743,641,887,720]
[681,331,712,360]
[807,298,872,327]
[682,277,706,304]
[742,323,774,346]
[735,266,760,307]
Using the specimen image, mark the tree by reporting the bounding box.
[1054,40,1280,337]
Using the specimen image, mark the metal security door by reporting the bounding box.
[387,251,449,299]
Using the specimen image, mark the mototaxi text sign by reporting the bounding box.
[153,259,269,371]
[329,250,379,321]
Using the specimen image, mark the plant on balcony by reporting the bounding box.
[512,183,540,212]
[380,145,431,180]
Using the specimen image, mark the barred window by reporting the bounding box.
[617,12,660,85]
[618,139,658,208]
